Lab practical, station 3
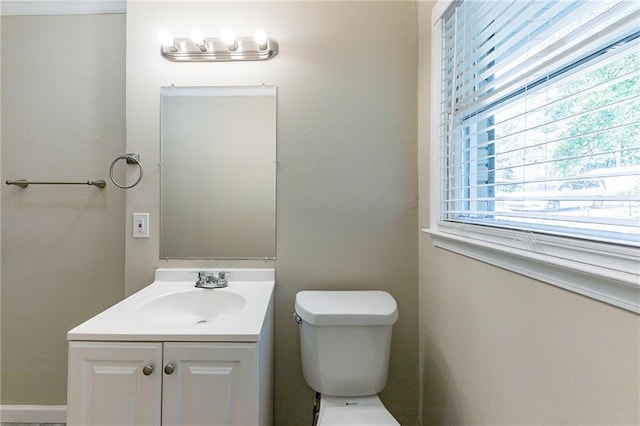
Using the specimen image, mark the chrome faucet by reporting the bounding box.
[195,271,228,289]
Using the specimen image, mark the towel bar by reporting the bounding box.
[5,179,106,188]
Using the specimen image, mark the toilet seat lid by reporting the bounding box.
[295,291,398,326]
[319,406,400,425]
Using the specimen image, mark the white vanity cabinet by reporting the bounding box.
[68,341,269,426]
[66,268,275,426]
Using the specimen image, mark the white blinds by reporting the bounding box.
[440,0,640,247]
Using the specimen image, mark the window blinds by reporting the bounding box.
[440,0,640,246]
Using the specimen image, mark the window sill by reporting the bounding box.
[422,224,639,314]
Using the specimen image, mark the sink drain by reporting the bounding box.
[196,319,208,324]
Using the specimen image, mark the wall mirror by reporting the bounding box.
[160,86,276,259]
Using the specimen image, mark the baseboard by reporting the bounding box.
[0,405,67,423]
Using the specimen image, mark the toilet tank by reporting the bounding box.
[295,291,398,397]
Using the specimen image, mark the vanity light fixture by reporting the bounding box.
[158,28,278,62]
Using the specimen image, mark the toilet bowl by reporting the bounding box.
[317,395,399,426]
[295,290,400,425]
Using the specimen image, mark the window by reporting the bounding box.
[428,0,640,312]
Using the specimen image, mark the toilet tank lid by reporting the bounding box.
[295,291,398,326]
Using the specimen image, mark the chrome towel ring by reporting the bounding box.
[109,153,143,189]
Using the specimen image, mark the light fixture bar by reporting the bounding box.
[160,36,278,62]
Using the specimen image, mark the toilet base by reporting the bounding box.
[316,394,399,426]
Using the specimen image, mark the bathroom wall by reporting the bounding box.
[0,12,3,409]
[1,14,126,406]
[126,1,419,424]
[417,2,640,424]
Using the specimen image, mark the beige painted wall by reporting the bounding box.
[417,2,640,424]
[0,11,3,406]
[126,1,419,424]
[0,14,126,405]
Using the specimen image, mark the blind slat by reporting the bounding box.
[447,1,640,119]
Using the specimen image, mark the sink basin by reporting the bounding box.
[137,289,247,326]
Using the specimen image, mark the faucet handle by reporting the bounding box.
[218,271,226,280]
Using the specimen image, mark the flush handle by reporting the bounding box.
[142,365,154,376]
[164,364,175,375]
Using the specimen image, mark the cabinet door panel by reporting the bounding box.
[162,342,258,426]
[67,342,162,426]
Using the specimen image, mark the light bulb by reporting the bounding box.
[190,28,206,51]
[220,27,237,51]
[253,29,267,50]
[158,30,175,49]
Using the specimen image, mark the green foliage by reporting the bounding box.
[549,51,640,177]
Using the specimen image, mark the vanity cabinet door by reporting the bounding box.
[161,342,259,426]
[67,342,163,426]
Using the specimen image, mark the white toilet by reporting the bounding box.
[294,290,400,425]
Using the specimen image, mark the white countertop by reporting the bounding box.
[67,268,275,342]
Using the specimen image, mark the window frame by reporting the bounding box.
[425,0,640,314]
